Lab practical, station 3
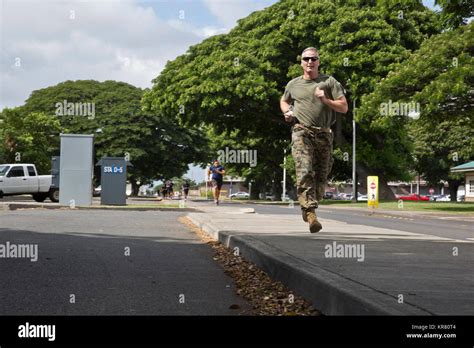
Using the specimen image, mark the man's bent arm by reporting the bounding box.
[319,95,348,114]
[280,97,292,113]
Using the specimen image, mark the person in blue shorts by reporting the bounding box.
[208,160,225,205]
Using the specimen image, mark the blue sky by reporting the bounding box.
[138,0,277,27]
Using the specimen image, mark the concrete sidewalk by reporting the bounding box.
[186,201,474,315]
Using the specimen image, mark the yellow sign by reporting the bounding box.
[367,176,379,208]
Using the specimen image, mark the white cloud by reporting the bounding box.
[0,0,226,109]
[202,0,272,28]
[167,19,228,38]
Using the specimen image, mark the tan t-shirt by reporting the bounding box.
[282,74,345,128]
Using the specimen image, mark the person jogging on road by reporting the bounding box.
[165,179,174,199]
[208,160,225,205]
[182,180,190,201]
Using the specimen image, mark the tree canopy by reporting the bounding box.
[435,0,474,29]
[0,108,61,173]
[359,22,474,199]
[142,0,441,197]
[2,80,209,192]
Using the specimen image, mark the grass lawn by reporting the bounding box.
[318,200,474,214]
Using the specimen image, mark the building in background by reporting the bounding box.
[451,161,474,202]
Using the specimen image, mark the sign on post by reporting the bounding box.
[367,176,379,209]
[96,157,132,205]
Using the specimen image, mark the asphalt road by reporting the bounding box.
[0,209,250,315]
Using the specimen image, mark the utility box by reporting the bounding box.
[51,156,60,189]
[96,157,132,205]
[59,134,94,206]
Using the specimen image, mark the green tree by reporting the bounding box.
[12,80,209,193]
[204,126,287,199]
[0,108,62,173]
[358,23,474,200]
[435,0,474,29]
[142,0,440,198]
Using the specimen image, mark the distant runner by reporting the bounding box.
[208,160,225,205]
[182,180,190,201]
[165,179,174,199]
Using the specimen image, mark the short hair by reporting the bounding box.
[301,47,319,56]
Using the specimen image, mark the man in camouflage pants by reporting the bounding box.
[280,47,348,233]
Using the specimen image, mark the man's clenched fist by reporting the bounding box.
[284,110,294,122]
[315,86,325,99]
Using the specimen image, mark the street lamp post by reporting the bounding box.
[248,168,252,199]
[417,174,420,195]
[205,166,209,200]
[352,99,358,202]
[282,149,287,201]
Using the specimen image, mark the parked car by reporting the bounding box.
[324,191,334,199]
[230,191,249,199]
[343,194,354,201]
[0,163,59,202]
[265,192,276,201]
[425,195,436,201]
[397,193,430,201]
[93,186,101,197]
[333,193,346,200]
[435,194,451,202]
[357,194,368,201]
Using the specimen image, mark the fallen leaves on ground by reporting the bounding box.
[179,217,320,316]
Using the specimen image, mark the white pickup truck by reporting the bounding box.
[0,164,59,202]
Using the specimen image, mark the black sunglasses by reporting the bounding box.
[302,56,319,62]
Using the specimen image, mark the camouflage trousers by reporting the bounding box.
[291,123,334,211]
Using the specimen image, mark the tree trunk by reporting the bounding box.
[130,178,140,196]
[271,164,283,200]
[250,179,264,200]
[447,178,461,202]
[333,130,396,200]
[250,186,260,200]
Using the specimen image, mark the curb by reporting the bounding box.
[2,203,200,212]
[186,213,432,316]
